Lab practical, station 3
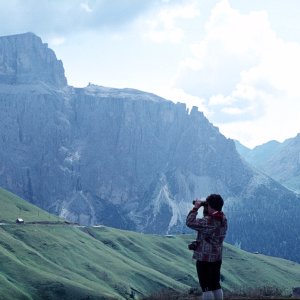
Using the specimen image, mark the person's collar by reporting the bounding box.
[210,211,224,220]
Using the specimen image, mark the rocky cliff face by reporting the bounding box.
[1,82,246,228]
[0,32,67,87]
[0,33,300,262]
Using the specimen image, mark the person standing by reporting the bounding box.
[186,194,228,300]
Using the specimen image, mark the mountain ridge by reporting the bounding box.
[235,134,300,193]
[0,32,300,263]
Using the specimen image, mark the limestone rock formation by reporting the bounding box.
[0,32,67,87]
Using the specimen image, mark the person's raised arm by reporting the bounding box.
[186,200,207,230]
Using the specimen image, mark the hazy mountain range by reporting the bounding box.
[0,32,300,263]
[235,134,300,193]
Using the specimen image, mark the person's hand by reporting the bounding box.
[193,199,202,209]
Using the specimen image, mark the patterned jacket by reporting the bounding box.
[186,208,227,262]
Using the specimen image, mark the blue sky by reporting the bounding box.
[1,0,300,148]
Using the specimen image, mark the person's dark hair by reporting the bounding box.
[206,194,224,211]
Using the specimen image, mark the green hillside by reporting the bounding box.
[0,188,62,223]
[0,187,299,299]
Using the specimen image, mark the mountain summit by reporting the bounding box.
[0,32,67,87]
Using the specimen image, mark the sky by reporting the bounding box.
[1,0,300,148]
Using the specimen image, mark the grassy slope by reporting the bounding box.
[0,188,300,299]
[0,188,61,223]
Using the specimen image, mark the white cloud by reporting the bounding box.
[48,36,66,46]
[174,0,300,147]
[80,2,93,13]
[143,1,199,44]
[176,0,270,98]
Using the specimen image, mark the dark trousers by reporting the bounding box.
[196,260,222,292]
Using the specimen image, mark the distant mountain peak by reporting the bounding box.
[0,32,67,87]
